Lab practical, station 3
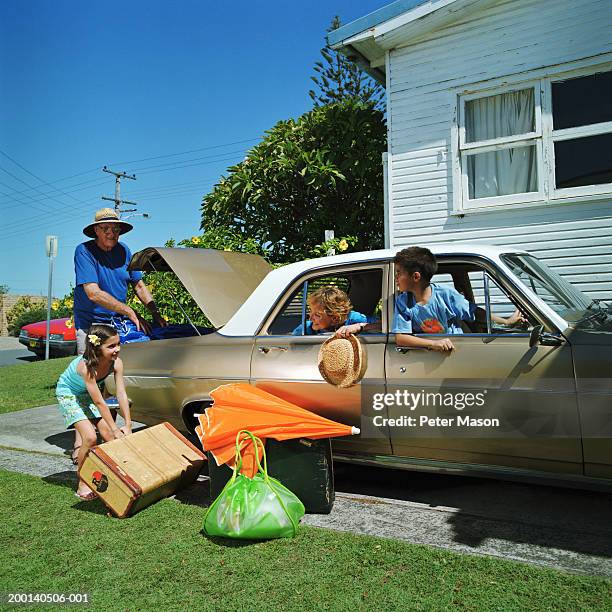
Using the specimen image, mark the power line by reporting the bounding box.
[0,136,260,203]
[0,166,81,217]
[1,195,100,238]
[107,137,259,166]
[136,154,243,176]
[119,149,247,174]
[1,175,109,201]
[0,149,83,204]
[0,178,109,211]
[0,150,245,210]
[0,146,251,237]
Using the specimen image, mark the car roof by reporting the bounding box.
[221,243,527,337]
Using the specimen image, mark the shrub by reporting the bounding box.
[7,294,73,337]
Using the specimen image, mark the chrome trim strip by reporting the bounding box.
[332,452,611,490]
[125,374,248,382]
[484,272,492,334]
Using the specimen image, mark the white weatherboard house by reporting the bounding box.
[330,0,612,300]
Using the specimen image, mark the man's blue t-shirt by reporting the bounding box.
[292,310,367,336]
[392,284,476,334]
[73,241,143,330]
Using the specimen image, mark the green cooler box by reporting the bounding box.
[207,438,335,514]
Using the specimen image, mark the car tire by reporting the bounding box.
[182,401,212,434]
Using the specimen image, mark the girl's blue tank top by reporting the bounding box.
[56,356,113,396]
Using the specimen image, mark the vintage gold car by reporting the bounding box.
[109,245,612,488]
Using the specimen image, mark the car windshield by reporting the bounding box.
[501,253,597,325]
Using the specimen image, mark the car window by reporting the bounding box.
[501,253,592,323]
[267,268,384,336]
[394,263,534,336]
[469,271,534,333]
[267,285,305,336]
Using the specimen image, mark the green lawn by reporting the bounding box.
[0,469,609,611]
[0,356,71,413]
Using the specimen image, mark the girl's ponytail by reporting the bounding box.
[83,323,119,378]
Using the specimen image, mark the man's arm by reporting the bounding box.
[82,283,142,330]
[132,280,167,327]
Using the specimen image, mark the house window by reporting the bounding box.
[464,88,539,200]
[455,66,612,211]
[551,70,612,190]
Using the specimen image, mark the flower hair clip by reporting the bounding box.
[88,334,101,347]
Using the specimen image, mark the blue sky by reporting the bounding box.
[0,0,387,297]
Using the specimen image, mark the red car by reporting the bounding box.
[19,318,77,358]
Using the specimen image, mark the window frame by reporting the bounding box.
[261,262,389,337]
[452,62,612,213]
[391,257,548,338]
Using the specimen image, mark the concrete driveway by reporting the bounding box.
[0,336,35,366]
[0,404,611,578]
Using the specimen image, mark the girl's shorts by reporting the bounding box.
[56,393,115,429]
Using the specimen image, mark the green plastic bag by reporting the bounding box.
[203,430,305,539]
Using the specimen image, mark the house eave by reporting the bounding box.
[329,0,499,81]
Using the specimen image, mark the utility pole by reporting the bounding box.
[101,166,137,216]
[45,236,58,361]
[325,229,335,256]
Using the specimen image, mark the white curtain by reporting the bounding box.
[465,89,537,199]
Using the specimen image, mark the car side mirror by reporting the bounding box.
[529,325,564,348]
[529,325,543,348]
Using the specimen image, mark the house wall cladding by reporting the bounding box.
[387,0,612,299]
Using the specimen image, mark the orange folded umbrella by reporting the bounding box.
[196,383,359,476]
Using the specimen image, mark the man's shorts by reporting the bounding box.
[76,328,87,355]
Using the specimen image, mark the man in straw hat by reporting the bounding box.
[70,208,167,461]
[74,208,166,346]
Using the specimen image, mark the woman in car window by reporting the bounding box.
[292,286,367,335]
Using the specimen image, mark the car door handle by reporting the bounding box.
[396,346,429,353]
[258,346,288,354]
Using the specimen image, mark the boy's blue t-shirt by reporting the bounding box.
[292,310,367,336]
[73,240,142,330]
[392,283,476,334]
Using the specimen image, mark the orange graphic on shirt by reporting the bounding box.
[420,318,444,333]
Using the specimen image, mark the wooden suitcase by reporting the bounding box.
[79,422,206,518]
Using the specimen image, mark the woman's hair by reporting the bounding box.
[308,286,352,326]
[83,323,119,379]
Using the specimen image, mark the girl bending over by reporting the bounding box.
[56,323,131,501]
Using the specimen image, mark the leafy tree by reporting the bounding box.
[0,284,8,296]
[178,226,269,258]
[127,228,269,327]
[128,229,359,327]
[200,99,386,263]
[309,16,385,111]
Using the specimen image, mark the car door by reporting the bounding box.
[250,263,392,456]
[384,257,582,476]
